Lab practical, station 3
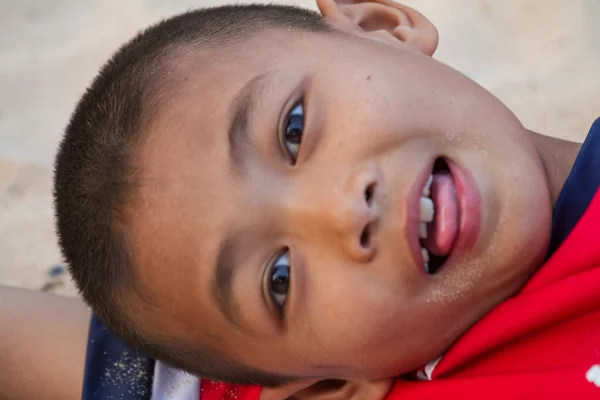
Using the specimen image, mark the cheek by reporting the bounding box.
[305,268,411,358]
[460,119,551,257]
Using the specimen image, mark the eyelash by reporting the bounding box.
[265,249,291,318]
[280,101,305,165]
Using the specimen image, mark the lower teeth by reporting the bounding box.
[421,247,430,273]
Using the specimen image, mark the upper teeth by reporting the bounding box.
[420,174,435,227]
[420,174,435,273]
[420,197,434,223]
[419,222,428,239]
[422,174,433,197]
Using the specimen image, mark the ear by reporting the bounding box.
[260,378,393,400]
[316,0,438,56]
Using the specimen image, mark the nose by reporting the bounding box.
[288,164,381,263]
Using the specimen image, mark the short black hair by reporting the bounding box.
[53,4,330,386]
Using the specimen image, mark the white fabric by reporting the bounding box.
[151,361,200,400]
[415,356,442,381]
[423,357,441,380]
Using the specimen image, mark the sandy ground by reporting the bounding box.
[1,0,599,297]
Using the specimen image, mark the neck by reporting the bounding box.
[530,130,582,207]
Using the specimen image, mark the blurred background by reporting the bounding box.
[1,0,599,296]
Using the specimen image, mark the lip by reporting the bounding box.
[405,158,482,274]
[445,158,481,259]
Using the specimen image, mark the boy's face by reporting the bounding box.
[129,24,551,380]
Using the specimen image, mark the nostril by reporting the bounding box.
[364,182,376,206]
[360,224,371,248]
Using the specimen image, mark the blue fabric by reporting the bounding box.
[548,118,600,256]
[82,314,155,399]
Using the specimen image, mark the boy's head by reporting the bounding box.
[54,0,554,397]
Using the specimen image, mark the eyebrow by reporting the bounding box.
[228,71,274,170]
[214,73,275,327]
[213,232,244,327]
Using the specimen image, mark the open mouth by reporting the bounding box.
[418,158,459,274]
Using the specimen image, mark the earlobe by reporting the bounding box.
[316,0,438,56]
[260,378,393,400]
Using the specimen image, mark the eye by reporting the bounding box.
[281,103,304,164]
[268,250,291,315]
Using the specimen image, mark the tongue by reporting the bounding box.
[426,172,458,256]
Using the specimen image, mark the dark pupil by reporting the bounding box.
[285,115,303,144]
[271,264,290,295]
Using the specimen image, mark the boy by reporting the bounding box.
[3,0,599,399]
